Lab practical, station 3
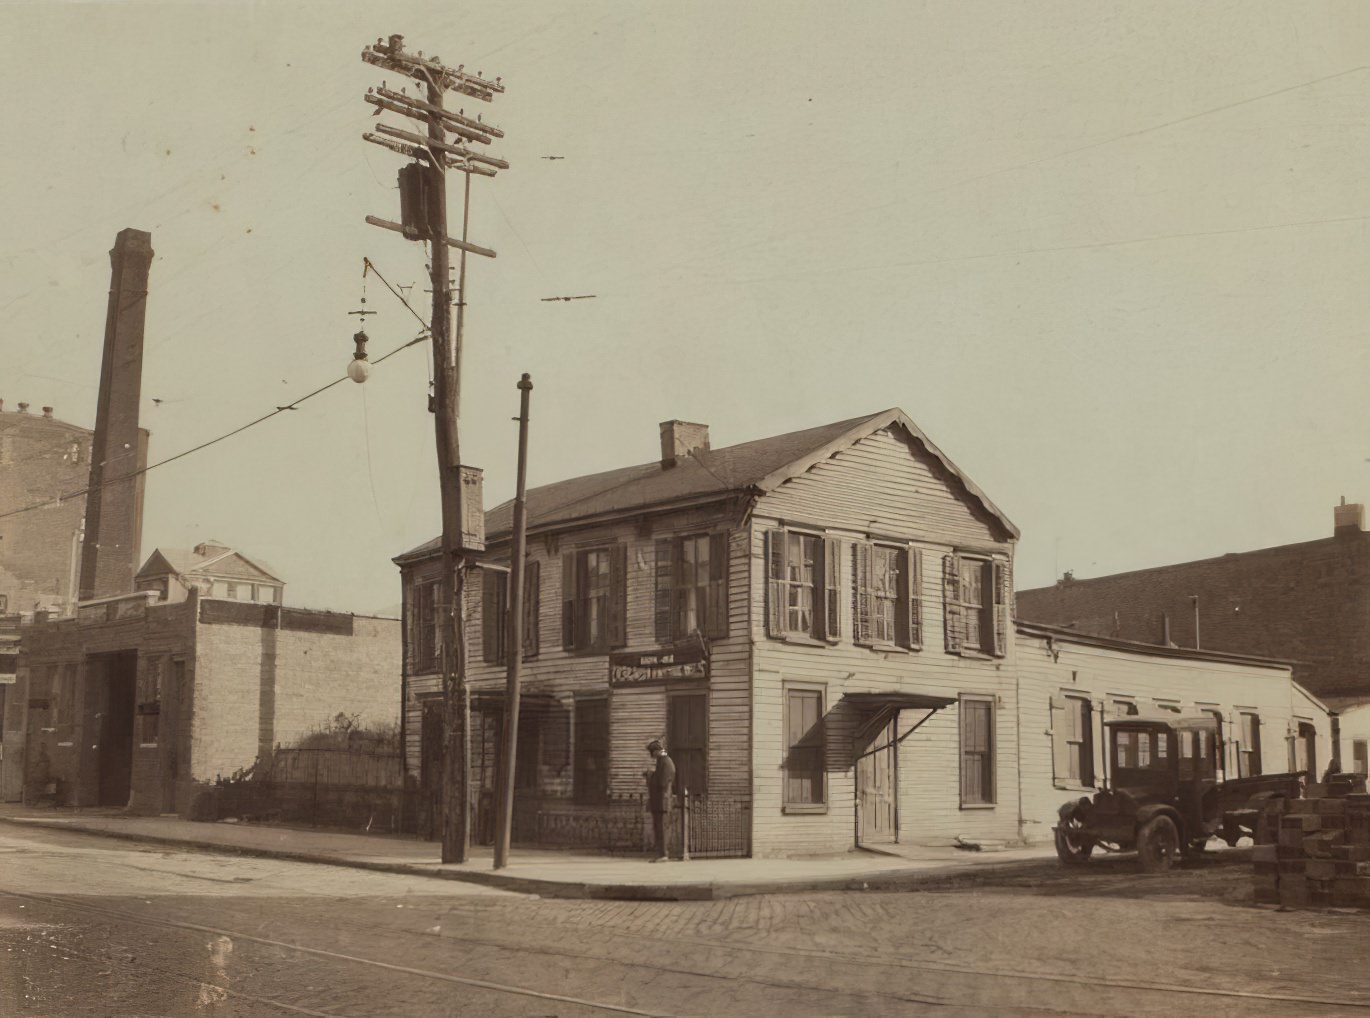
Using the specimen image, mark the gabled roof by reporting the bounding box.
[397,408,1017,564]
[137,544,283,584]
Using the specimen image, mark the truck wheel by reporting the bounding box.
[1137,816,1180,873]
[1055,815,1094,866]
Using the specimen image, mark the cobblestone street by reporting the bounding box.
[5,825,1370,1016]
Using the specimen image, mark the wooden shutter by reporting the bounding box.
[943,555,963,654]
[654,538,674,644]
[852,543,873,644]
[1250,714,1262,775]
[906,548,922,649]
[707,531,729,639]
[522,559,540,659]
[561,551,577,650]
[1049,696,1069,788]
[823,537,841,640]
[765,530,784,637]
[1080,698,1095,786]
[992,560,1009,657]
[481,569,503,664]
[607,544,628,648]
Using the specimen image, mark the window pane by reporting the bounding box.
[786,690,824,804]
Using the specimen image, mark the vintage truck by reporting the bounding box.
[1054,713,1304,871]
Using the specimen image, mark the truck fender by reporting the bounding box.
[1134,803,1183,836]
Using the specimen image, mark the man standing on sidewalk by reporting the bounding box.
[644,740,676,862]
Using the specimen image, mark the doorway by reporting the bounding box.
[856,716,898,845]
[97,652,137,807]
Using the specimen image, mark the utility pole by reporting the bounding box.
[494,373,533,870]
[361,35,508,864]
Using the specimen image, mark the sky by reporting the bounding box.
[4,1,1370,616]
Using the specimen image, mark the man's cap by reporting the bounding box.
[646,740,663,752]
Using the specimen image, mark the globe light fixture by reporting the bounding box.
[347,330,371,383]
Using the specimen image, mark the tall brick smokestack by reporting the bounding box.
[79,228,153,601]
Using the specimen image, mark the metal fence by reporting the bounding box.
[209,750,751,857]
[533,792,751,858]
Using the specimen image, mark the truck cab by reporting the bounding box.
[1056,713,1300,871]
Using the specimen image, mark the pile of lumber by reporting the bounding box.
[1253,776,1370,908]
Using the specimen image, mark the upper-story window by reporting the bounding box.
[562,545,626,653]
[765,529,840,642]
[482,560,541,664]
[852,543,921,649]
[656,533,729,642]
[412,579,440,672]
[942,554,1008,657]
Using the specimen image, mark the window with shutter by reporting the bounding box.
[765,528,839,642]
[959,695,995,806]
[946,554,1009,656]
[562,545,626,654]
[853,543,919,650]
[656,532,730,644]
[783,685,826,810]
[413,579,440,672]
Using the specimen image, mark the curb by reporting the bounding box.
[0,815,1057,901]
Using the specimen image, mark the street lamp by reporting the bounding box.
[347,330,371,383]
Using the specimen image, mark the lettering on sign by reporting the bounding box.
[608,643,709,688]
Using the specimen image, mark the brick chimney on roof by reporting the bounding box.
[659,420,709,469]
[1335,497,1365,536]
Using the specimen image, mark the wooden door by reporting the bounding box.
[667,692,707,797]
[857,717,898,845]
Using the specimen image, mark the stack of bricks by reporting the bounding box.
[1252,776,1370,908]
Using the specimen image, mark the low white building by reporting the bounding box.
[1325,696,1370,778]
[1016,621,1332,844]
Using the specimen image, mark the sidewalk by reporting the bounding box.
[0,805,1060,900]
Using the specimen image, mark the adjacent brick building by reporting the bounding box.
[0,401,101,616]
[12,589,399,813]
[1017,501,1370,701]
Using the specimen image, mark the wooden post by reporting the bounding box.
[494,374,533,869]
[360,35,507,866]
[681,786,691,861]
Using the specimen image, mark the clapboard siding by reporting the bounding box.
[1016,627,1331,844]
[403,502,753,806]
[758,428,1002,545]
[747,507,1021,854]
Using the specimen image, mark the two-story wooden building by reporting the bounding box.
[395,409,1023,857]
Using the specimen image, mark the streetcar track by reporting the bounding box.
[2,889,966,1014]
[1,889,676,1017]
[8,886,1369,1015]
[258,890,1370,1014]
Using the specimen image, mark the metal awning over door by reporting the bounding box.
[844,691,955,753]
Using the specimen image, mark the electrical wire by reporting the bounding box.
[0,330,430,523]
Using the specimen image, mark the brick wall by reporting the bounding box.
[189,603,400,784]
[1018,532,1370,698]
[0,411,92,612]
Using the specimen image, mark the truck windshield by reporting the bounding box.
[1113,728,1168,771]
